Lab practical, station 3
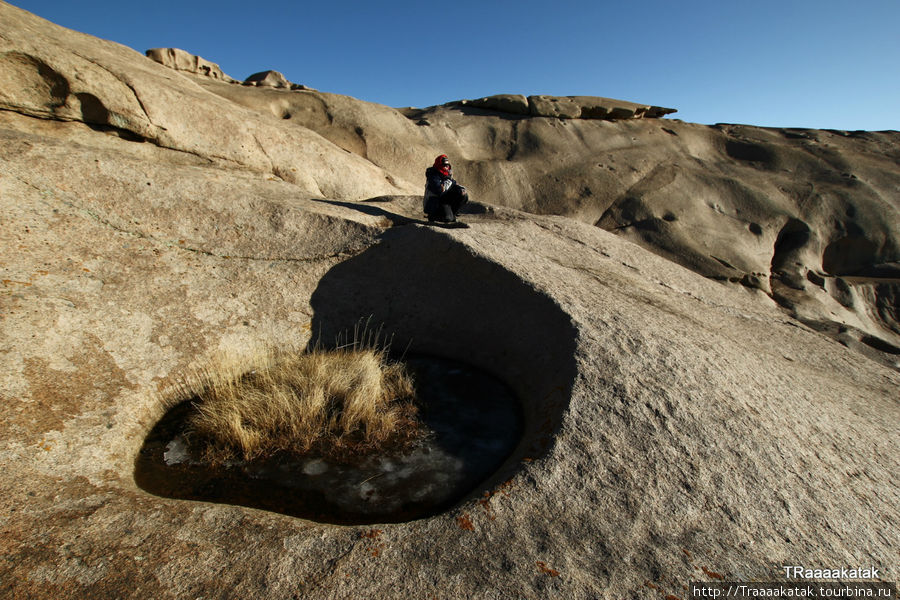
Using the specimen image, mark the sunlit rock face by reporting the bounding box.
[1,2,898,599]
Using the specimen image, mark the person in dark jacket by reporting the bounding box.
[423,154,468,226]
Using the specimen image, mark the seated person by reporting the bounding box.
[424,154,468,226]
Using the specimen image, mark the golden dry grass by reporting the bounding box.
[179,343,419,463]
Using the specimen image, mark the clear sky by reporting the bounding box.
[10,0,900,131]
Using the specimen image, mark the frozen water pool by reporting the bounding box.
[134,356,523,524]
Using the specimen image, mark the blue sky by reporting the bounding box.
[12,0,900,130]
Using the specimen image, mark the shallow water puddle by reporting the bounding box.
[135,356,522,524]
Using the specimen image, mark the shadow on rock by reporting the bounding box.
[133,227,579,523]
[307,226,580,498]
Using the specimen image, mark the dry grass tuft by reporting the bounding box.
[180,342,419,463]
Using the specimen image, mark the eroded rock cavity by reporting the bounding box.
[136,228,578,523]
[135,355,522,524]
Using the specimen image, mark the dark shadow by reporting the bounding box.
[725,139,776,165]
[134,227,579,523]
[306,226,579,502]
[75,92,109,125]
[310,197,491,228]
[403,104,529,123]
[311,198,419,226]
[84,123,147,142]
[822,235,878,276]
[771,218,812,272]
[861,335,900,355]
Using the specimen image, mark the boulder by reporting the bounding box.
[244,69,292,89]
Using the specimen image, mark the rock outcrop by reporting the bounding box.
[145,47,236,82]
[243,69,312,90]
[194,75,899,358]
[456,93,677,119]
[0,11,409,200]
[244,69,291,88]
[1,3,898,599]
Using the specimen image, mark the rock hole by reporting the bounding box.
[725,139,775,164]
[135,355,522,524]
[806,270,826,288]
[771,218,811,271]
[75,92,109,125]
[136,228,577,523]
[822,236,878,275]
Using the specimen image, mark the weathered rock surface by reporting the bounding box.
[1,3,898,599]
[459,93,531,115]
[144,47,236,82]
[200,73,900,357]
[457,93,677,120]
[243,69,292,89]
[0,7,408,199]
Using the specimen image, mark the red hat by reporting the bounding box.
[433,154,450,176]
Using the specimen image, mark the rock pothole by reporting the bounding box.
[134,227,579,523]
[134,355,522,524]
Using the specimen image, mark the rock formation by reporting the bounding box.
[145,47,236,83]
[456,93,677,120]
[144,49,315,91]
[243,69,313,90]
[1,2,897,599]
[244,68,292,88]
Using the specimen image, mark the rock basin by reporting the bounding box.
[134,356,523,524]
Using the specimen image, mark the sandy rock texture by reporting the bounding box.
[1,2,898,599]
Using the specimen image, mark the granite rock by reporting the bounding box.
[1,3,898,599]
[145,47,236,82]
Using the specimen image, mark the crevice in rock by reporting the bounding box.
[251,133,278,176]
[711,256,738,271]
[506,120,520,161]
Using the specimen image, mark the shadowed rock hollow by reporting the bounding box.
[1,3,898,599]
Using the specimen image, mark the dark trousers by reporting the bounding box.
[427,185,468,222]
